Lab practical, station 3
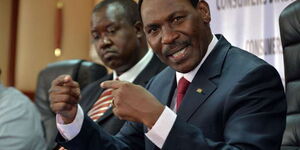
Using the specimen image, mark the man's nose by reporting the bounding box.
[97,36,112,49]
[161,26,179,45]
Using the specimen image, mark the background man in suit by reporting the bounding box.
[0,69,46,150]
[79,0,165,135]
[50,0,286,149]
[52,0,165,147]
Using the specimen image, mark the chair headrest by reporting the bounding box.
[279,0,300,48]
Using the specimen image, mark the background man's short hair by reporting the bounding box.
[93,0,141,25]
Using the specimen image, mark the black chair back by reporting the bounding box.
[279,1,300,149]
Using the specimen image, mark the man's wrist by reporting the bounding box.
[145,106,177,148]
[60,105,78,124]
[57,105,84,141]
[144,104,165,129]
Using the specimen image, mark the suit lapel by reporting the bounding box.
[177,73,216,121]
[86,88,104,112]
[177,35,231,121]
[151,67,177,106]
[161,71,176,106]
[134,55,166,86]
[80,80,105,114]
[86,75,112,111]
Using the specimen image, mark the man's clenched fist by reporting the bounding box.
[49,75,80,124]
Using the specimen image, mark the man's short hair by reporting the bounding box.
[93,0,141,25]
[138,0,199,14]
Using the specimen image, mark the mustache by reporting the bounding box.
[163,40,192,55]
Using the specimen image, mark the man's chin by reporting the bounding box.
[170,56,203,73]
[105,62,120,70]
[170,65,194,73]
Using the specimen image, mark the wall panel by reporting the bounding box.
[16,0,94,92]
[0,0,12,85]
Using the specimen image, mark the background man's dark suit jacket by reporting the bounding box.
[79,54,166,135]
[58,35,286,150]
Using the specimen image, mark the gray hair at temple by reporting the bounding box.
[93,0,141,25]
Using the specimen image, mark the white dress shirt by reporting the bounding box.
[57,36,218,148]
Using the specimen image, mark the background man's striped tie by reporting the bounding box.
[88,88,113,121]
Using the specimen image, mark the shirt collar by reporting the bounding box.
[176,35,218,83]
[113,49,153,82]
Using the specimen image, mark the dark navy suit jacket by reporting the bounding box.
[57,35,286,150]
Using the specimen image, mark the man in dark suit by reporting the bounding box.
[50,0,286,149]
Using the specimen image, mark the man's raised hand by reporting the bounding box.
[101,80,164,128]
[49,75,80,124]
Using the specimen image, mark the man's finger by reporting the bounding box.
[50,94,79,104]
[49,86,70,94]
[49,86,79,97]
[100,80,131,89]
[51,75,73,86]
[50,102,74,114]
[63,80,80,88]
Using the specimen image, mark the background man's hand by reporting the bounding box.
[49,75,80,124]
[101,80,164,129]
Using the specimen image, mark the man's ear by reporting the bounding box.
[196,0,211,24]
[134,21,144,38]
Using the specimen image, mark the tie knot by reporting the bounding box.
[177,77,190,94]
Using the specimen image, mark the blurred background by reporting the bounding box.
[0,0,137,99]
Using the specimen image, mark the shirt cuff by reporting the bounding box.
[145,106,177,149]
[56,105,84,141]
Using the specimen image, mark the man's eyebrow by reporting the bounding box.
[143,10,187,29]
[90,29,98,34]
[145,24,159,29]
[167,12,177,21]
[167,11,186,21]
[91,21,116,30]
[107,22,121,29]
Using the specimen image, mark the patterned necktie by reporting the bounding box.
[88,88,113,121]
[176,77,190,110]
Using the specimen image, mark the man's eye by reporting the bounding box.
[148,27,159,34]
[108,29,115,33]
[92,33,100,40]
[107,26,117,34]
[172,16,185,24]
